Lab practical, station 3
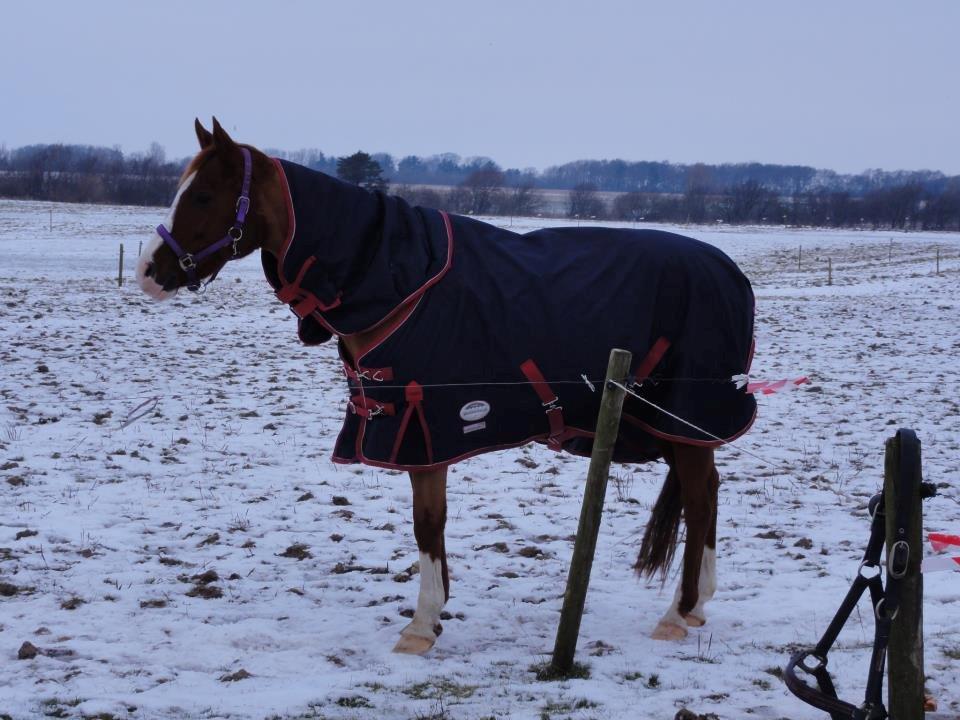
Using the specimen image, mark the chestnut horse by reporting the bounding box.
[137,119,748,654]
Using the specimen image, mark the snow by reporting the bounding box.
[1,198,959,719]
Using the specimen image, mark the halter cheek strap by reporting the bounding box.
[156,146,253,292]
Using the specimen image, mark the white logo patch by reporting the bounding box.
[459,400,490,422]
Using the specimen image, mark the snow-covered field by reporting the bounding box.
[1,198,959,720]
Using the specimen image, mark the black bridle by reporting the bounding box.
[155,146,252,292]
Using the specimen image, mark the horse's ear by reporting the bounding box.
[195,118,213,148]
[211,117,236,150]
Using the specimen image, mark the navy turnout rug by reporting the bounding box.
[262,160,757,470]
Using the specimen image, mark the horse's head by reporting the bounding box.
[137,118,259,299]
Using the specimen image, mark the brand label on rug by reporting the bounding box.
[459,401,490,422]
[463,421,486,434]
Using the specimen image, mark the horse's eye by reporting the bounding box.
[193,192,212,206]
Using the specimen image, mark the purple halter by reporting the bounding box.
[156,146,252,292]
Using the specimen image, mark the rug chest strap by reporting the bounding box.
[349,395,395,419]
[520,359,570,451]
[345,365,395,383]
[276,256,342,318]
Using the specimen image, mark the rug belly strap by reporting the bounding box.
[520,358,576,451]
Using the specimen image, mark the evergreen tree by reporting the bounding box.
[336,151,388,191]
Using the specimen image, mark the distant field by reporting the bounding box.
[2,198,959,719]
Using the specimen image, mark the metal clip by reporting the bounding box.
[888,540,909,579]
[875,597,898,622]
[179,254,196,271]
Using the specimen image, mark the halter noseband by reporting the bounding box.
[156,146,253,292]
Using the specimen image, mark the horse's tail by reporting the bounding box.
[634,468,682,580]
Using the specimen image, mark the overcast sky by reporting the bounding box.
[3,1,958,175]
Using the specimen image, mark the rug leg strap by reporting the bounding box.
[634,336,671,384]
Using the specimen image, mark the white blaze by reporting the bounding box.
[136,171,196,300]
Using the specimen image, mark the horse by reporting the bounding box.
[136,118,756,655]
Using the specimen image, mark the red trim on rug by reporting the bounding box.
[270,157,297,286]
[333,428,597,472]
[621,407,758,448]
[336,406,758,471]
[349,210,455,362]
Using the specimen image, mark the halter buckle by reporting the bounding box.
[236,195,250,217]
[179,254,196,271]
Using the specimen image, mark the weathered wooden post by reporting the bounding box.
[936,247,940,274]
[828,257,833,286]
[797,245,802,271]
[118,243,125,287]
[551,348,632,674]
[884,429,924,719]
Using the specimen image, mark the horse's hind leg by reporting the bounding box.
[651,444,718,641]
[393,467,449,655]
[684,463,719,627]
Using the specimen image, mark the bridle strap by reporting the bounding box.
[156,146,253,292]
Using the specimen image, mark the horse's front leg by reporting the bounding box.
[393,466,449,655]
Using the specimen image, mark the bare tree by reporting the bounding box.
[612,191,650,221]
[461,165,505,214]
[722,180,767,223]
[567,182,605,219]
[683,163,712,223]
[503,173,540,218]
[394,184,446,210]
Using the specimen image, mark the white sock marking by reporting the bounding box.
[401,552,445,641]
[659,546,717,627]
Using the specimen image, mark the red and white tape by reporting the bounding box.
[732,375,810,395]
[923,532,960,574]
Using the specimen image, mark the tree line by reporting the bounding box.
[2,142,959,230]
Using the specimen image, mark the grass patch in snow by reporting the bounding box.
[529,661,591,681]
[404,678,477,701]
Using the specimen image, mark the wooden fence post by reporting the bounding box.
[551,348,633,674]
[884,429,924,719]
[118,243,124,287]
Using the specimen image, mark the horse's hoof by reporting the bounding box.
[651,620,688,641]
[685,613,706,627]
[393,633,436,655]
